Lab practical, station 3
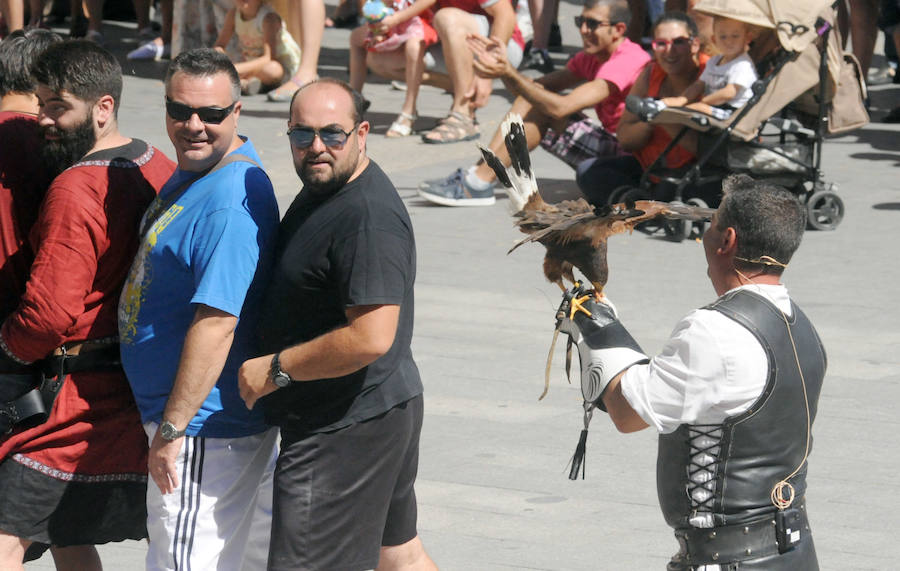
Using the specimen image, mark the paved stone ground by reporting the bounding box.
[25,3,900,569]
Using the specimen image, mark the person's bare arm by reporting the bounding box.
[660,78,705,107]
[699,82,740,106]
[602,372,650,433]
[149,305,237,494]
[238,304,400,408]
[615,65,654,152]
[468,35,588,120]
[213,8,236,50]
[377,0,437,29]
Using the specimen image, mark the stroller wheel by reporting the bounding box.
[806,190,844,231]
[685,197,710,240]
[607,185,634,206]
[662,200,692,242]
[620,187,660,234]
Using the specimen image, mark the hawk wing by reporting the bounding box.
[510,200,713,253]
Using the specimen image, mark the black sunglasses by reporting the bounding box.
[287,123,359,149]
[651,36,694,51]
[165,97,237,124]
[574,16,615,32]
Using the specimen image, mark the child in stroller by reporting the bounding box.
[633,15,759,120]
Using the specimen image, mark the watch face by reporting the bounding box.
[273,372,292,388]
[160,421,183,440]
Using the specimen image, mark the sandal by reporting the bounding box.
[421,111,480,144]
[242,77,262,96]
[386,112,417,137]
[266,76,316,103]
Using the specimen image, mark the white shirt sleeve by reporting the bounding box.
[619,303,771,434]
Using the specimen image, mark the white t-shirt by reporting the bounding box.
[620,284,792,434]
[699,53,758,109]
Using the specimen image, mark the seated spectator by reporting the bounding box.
[349,0,438,136]
[419,0,523,144]
[213,0,302,94]
[419,0,649,206]
[575,11,706,205]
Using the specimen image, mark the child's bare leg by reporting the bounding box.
[402,38,426,117]
[257,60,287,88]
[349,25,369,91]
[368,49,407,82]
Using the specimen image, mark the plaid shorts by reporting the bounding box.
[540,114,626,169]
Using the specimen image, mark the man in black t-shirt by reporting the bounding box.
[238,78,437,571]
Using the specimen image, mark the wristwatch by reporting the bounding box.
[270,352,293,388]
[159,420,186,441]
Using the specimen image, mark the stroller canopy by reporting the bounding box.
[689,0,848,140]
[693,0,835,53]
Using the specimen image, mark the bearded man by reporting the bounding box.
[0,40,175,569]
[238,78,437,571]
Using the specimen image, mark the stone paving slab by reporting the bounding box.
[25,4,900,569]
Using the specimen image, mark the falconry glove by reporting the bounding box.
[556,288,649,479]
[557,294,649,411]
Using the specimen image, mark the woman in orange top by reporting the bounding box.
[576,12,705,205]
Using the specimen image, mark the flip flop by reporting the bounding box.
[266,76,314,103]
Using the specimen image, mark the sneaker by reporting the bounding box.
[85,30,105,46]
[127,40,169,60]
[520,48,554,74]
[417,169,496,206]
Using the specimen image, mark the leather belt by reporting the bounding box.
[51,336,118,357]
[671,501,808,566]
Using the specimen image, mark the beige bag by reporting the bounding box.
[827,53,869,135]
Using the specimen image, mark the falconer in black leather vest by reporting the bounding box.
[658,289,826,571]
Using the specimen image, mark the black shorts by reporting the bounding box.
[269,394,423,571]
[0,456,147,551]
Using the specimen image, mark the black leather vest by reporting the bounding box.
[656,289,826,566]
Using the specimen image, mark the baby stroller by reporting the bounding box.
[617,0,868,241]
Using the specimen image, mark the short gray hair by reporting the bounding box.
[717,175,805,275]
[165,48,241,102]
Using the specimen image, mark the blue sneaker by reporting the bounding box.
[127,40,170,61]
[417,168,496,206]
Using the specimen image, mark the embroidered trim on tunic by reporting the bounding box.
[64,145,156,172]
[0,333,31,365]
[13,454,148,483]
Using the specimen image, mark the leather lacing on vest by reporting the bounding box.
[686,425,723,529]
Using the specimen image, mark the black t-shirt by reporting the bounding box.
[256,161,422,436]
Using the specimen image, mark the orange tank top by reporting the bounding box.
[633,62,702,170]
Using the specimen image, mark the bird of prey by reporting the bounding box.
[478,114,715,399]
[478,113,715,301]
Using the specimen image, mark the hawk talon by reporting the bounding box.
[569,294,593,320]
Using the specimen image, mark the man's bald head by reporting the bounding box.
[289,78,368,125]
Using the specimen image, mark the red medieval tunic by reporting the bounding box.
[0,111,51,318]
[0,139,175,546]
